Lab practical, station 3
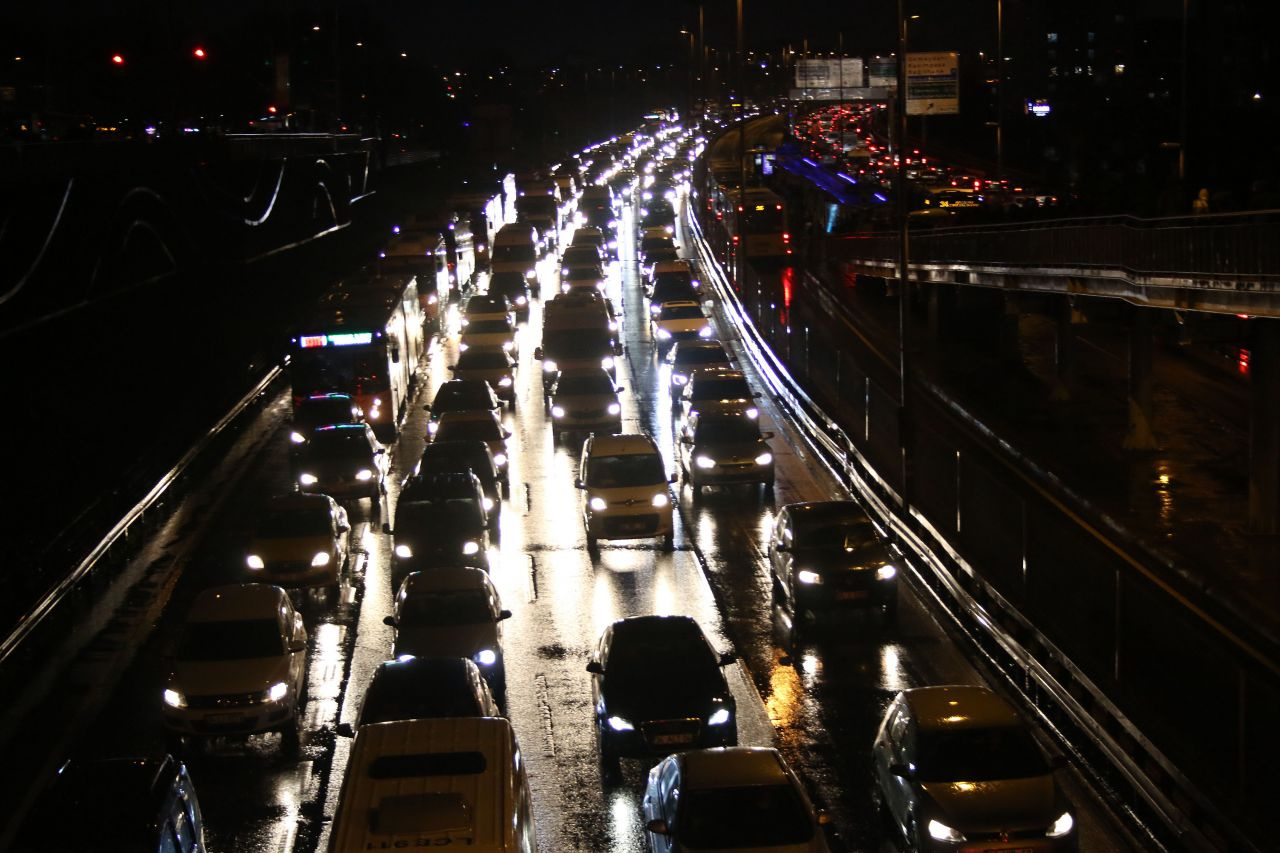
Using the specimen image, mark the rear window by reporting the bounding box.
[368,751,487,779]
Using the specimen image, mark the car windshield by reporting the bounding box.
[692,377,751,400]
[360,677,483,725]
[543,330,615,356]
[466,298,506,314]
[795,518,879,550]
[677,785,814,848]
[565,266,603,281]
[492,244,535,263]
[463,320,513,335]
[433,383,493,410]
[488,275,526,297]
[306,428,372,455]
[563,248,599,264]
[675,347,727,366]
[641,237,674,252]
[660,304,703,320]
[695,417,762,443]
[653,272,693,289]
[257,508,330,538]
[587,453,666,487]
[400,590,494,626]
[915,726,1050,782]
[607,632,715,675]
[396,500,486,534]
[295,398,356,427]
[556,373,615,395]
[435,419,503,442]
[652,282,698,303]
[177,619,283,661]
[456,351,510,369]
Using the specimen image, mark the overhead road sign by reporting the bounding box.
[906,52,959,115]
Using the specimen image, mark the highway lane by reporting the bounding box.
[4,183,1141,853]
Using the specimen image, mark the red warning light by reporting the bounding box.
[267,105,278,114]
[193,47,207,59]
[111,54,125,65]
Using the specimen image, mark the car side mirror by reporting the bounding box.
[585,660,604,675]
[534,347,544,359]
[752,392,762,399]
[614,386,625,394]
[382,523,392,535]
[382,615,397,628]
[681,436,692,444]
[889,762,913,779]
[502,430,512,439]
[336,722,355,738]
[762,431,775,440]
[776,542,790,553]
[574,478,585,489]
[718,651,735,666]
[422,404,432,412]
[499,609,513,620]
[645,819,671,836]
[338,520,350,533]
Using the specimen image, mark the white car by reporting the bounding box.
[162,584,308,755]
[577,433,675,552]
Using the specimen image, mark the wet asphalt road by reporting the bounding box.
[13,194,1141,853]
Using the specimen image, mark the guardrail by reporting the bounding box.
[688,206,1261,851]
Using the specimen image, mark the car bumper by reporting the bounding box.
[689,463,773,486]
[795,579,897,612]
[300,479,379,498]
[602,718,736,758]
[553,414,622,434]
[585,505,674,540]
[249,562,339,588]
[163,700,296,736]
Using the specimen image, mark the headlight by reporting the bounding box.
[311,551,331,567]
[246,554,265,570]
[290,431,306,444]
[267,681,289,703]
[651,492,669,508]
[502,340,516,351]
[672,373,688,386]
[299,473,318,485]
[482,497,495,511]
[927,820,965,843]
[551,405,566,418]
[589,496,608,511]
[462,540,480,555]
[607,402,621,415]
[876,565,898,581]
[498,376,513,387]
[460,317,471,328]
[1047,812,1075,838]
[163,688,185,709]
[754,452,773,466]
[698,325,713,338]
[515,295,528,305]
[459,342,470,351]
[526,268,537,279]
[649,304,662,316]
[395,544,413,559]
[427,292,439,305]
[601,356,615,370]
[797,569,823,585]
[607,715,635,732]
[355,469,374,481]
[655,328,672,340]
[745,407,759,419]
[475,649,498,667]
[707,707,731,726]
[695,455,715,469]
[561,267,571,276]
[543,360,558,373]
[560,283,571,294]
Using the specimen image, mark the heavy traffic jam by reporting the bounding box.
[11,115,1114,853]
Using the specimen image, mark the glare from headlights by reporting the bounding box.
[655,328,672,340]
[755,452,773,466]
[267,681,289,702]
[462,540,480,555]
[246,555,265,570]
[927,820,965,843]
[651,492,669,508]
[475,649,498,667]
[672,373,688,385]
[797,569,823,585]
[560,283,571,294]
[551,405,566,418]
[460,317,470,327]
[355,469,374,481]
[163,688,185,708]
[698,325,713,338]
[607,715,635,732]
[299,473,318,485]
[427,420,439,435]
[607,402,621,415]
[589,496,607,511]
[876,565,898,581]
[695,455,716,469]
[311,551,331,567]
[394,544,413,559]
[498,376,513,387]
[601,356,615,370]
[290,431,306,444]
[543,360,558,373]
[707,707,731,726]
[1047,812,1075,838]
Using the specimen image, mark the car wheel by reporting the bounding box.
[598,733,622,784]
[280,718,302,758]
[763,480,775,501]
[661,531,674,551]
[508,396,517,412]
[586,534,599,555]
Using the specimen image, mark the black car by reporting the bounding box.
[295,423,388,502]
[398,470,496,538]
[353,657,500,728]
[289,392,362,446]
[677,410,775,498]
[769,501,899,626]
[425,379,500,438]
[638,198,677,234]
[587,615,737,777]
[386,484,491,584]
[487,271,532,321]
[414,439,504,511]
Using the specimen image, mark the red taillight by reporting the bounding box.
[782,232,790,242]
[732,235,740,244]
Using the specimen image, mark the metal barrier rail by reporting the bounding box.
[687,208,1252,851]
[0,366,282,669]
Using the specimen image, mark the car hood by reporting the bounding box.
[452,368,508,382]
[603,671,730,720]
[790,542,893,572]
[555,392,617,411]
[692,440,769,463]
[301,457,370,476]
[172,656,291,697]
[394,624,497,659]
[919,776,1061,832]
[249,535,331,562]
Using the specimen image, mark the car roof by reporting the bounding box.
[678,747,790,790]
[401,567,495,594]
[187,583,286,622]
[652,260,692,274]
[659,300,701,310]
[369,655,483,686]
[781,500,866,522]
[901,685,1022,731]
[586,433,659,456]
[691,367,746,382]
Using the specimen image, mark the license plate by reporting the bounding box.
[836,590,869,601]
[620,520,649,532]
[206,712,242,725]
[651,733,695,745]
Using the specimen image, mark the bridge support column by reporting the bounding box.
[1123,307,1158,450]
[1051,298,1081,401]
[1249,318,1280,533]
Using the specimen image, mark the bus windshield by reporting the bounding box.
[293,346,387,393]
[742,205,785,232]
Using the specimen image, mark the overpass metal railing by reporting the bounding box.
[689,206,1270,851]
[829,209,1280,282]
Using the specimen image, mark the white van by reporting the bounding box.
[490,224,542,289]
[329,717,537,853]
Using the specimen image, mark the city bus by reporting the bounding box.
[290,270,426,440]
[729,187,793,260]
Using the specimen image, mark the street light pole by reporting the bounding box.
[736,0,746,287]
[996,0,1004,183]
[680,30,695,122]
[895,0,914,508]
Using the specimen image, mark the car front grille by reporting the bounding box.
[640,717,702,748]
[186,691,262,709]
